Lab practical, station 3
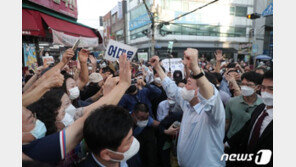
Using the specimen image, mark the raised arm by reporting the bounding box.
[214,50,223,73]
[89,54,97,73]
[22,70,64,107]
[43,49,74,79]
[77,49,89,90]
[184,48,213,100]
[64,53,131,154]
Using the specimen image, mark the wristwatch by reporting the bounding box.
[191,71,205,79]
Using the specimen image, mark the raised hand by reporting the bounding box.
[119,53,131,86]
[214,50,223,62]
[149,56,160,68]
[102,75,120,96]
[62,49,75,64]
[89,55,97,65]
[184,48,199,71]
[78,49,89,64]
[44,70,64,88]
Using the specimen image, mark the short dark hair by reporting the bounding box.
[227,63,236,68]
[213,72,223,83]
[83,105,133,155]
[205,72,218,86]
[153,66,166,75]
[241,71,263,85]
[28,88,66,135]
[134,103,149,114]
[263,70,273,80]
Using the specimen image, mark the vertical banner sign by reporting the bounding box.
[104,39,138,61]
[23,43,38,70]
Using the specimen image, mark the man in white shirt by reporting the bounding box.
[225,70,273,167]
[150,48,225,167]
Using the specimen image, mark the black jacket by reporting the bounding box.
[227,103,273,167]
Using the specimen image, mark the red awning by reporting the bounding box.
[40,13,97,38]
[22,9,45,37]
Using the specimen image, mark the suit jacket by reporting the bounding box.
[227,103,273,166]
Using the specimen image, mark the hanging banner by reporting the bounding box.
[104,39,138,61]
[52,29,98,47]
[23,43,38,70]
[162,58,184,78]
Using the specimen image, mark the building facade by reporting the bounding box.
[126,0,255,60]
[102,1,127,44]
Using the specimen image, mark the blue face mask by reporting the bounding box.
[30,119,47,139]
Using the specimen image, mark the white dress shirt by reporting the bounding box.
[161,77,225,167]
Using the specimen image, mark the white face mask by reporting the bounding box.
[137,119,148,128]
[261,91,273,106]
[61,113,74,127]
[65,104,77,116]
[69,86,80,100]
[45,53,49,57]
[23,119,47,139]
[241,86,255,97]
[108,137,140,162]
[154,77,161,84]
[180,87,195,102]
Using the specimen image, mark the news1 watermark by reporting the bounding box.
[221,150,272,165]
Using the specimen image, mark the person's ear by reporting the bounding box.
[255,85,261,92]
[100,149,111,161]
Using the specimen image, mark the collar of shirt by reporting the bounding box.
[91,153,106,167]
[239,95,262,106]
[91,153,127,167]
[265,107,273,118]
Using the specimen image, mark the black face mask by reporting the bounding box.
[126,85,137,94]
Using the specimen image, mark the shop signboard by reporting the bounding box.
[28,0,78,19]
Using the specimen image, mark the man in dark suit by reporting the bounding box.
[78,105,140,167]
[225,70,273,167]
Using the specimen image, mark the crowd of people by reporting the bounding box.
[22,47,273,167]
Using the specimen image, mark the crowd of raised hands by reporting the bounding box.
[22,46,272,166]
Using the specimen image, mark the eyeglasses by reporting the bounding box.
[261,85,273,91]
[239,83,256,87]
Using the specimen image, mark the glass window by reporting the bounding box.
[235,6,248,17]
[235,27,246,37]
[230,6,235,15]
[181,24,197,35]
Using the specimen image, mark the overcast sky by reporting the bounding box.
[77,0,119,30]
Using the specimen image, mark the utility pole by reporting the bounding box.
[143,0,156,58]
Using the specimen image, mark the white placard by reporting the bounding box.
[104,39,138,61]
[42,55,55,64]
[138,52,148,61]
[162,58,184,79]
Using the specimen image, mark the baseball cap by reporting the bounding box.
[89,73,103,83]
